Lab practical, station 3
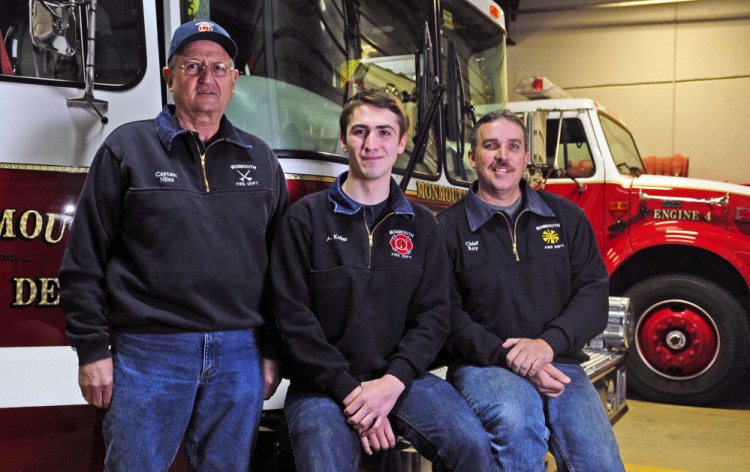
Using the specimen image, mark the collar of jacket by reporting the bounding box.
[465,179,556,231]
[327,171,415,222]
[155,105,255,151]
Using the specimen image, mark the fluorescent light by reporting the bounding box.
[597,0,698,8]
[512,0,699,14]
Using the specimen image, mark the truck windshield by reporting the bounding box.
[199,0,505,179]
[442,0,508,185]
[600,113,645,177]
[0,0,142,88]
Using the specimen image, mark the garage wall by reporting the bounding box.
[505,0,750,184]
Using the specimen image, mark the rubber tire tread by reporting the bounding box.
[625,273,750,405]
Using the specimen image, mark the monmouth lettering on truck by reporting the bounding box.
[0,1,631,470]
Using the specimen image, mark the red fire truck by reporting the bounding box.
[0,1,631,470]
[508,76,750,406]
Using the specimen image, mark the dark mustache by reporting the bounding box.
[490,160,516,172]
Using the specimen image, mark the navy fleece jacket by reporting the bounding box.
[271,174,450,403]
[438,180,609,366]
[60,106,287,365]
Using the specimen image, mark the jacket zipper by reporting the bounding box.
[497,208,529,262]
[191,135,225,192]
[364,211,393,268]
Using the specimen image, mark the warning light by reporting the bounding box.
[609,201,629,221]
[736,207,750,224]
[514,76,572,100]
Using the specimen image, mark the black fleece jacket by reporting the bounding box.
[271,173,450,403]
[437,180,608,366]
[60,106,287,366]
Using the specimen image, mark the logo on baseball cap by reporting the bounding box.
[168,20,238,62]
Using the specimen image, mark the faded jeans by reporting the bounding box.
[103,330,264,472]
[449,362,624,472]
[284,372,495,472]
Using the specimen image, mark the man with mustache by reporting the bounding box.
[438,110,624,471]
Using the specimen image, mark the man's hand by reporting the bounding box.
[78,357,113,409]
[342,374,405,451]
[503,338,554,377]
[527,363,571,398]
[358,416,397,455]
[262,358,282,400]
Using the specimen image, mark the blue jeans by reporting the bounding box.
[284,373,495,472]
[449,362,624,472]
[104,330,264,472]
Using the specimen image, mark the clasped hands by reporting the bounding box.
[503,338,571,398]
[342,374,405,455]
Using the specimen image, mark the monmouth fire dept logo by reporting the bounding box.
[197,22,214,32]
[390,233,413,255]
[542,229,560,244]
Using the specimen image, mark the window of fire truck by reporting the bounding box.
[216,0,440,178]
[599,113,646,177]
[441,1,507,186]
[546,117,595,179]
[0,0,142,88]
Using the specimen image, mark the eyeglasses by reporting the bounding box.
[175,62,233,77]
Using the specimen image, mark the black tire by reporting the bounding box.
[624,274,750,405]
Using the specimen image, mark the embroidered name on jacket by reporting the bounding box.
[389,230,414,258]
[231,164,260,187]
[326,234,349,242]
[155,171,177,183]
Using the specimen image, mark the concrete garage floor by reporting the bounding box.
[613,375,750,472]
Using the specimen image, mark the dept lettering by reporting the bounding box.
[11,277,60,307]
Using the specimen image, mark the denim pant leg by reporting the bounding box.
[185,329,264,472]
[390,373,495,472]
[104,330,263,472]
[546,363,625,472]
[104,332,202,472]
[448,363,548,472]
[284,382,361,472]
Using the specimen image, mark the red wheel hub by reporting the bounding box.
[637,302,718,377]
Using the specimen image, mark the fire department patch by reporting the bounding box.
[390,233,413,255]
[542,229,560,244]
[197,21,214,32]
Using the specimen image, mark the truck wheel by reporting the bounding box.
[624,274,750,405]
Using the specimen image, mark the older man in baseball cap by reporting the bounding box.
[60,19,287,471]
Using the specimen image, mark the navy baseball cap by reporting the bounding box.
[168,20,237,63]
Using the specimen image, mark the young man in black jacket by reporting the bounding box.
[438,110,624,471]
[272,90,492,471]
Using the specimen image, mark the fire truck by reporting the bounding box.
[508,76,750,406]
[0,1,630,470]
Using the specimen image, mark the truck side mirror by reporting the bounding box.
[30,0,77,56]
[528,110,547,167]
